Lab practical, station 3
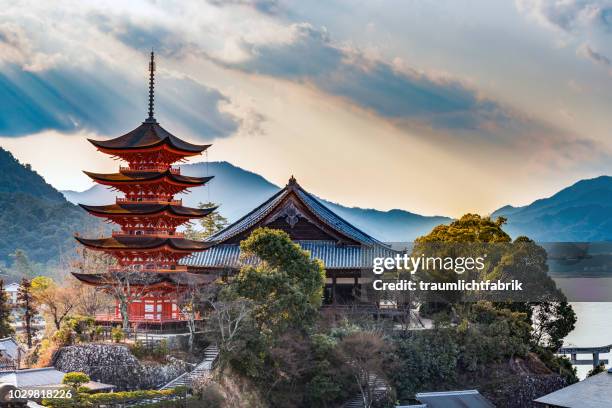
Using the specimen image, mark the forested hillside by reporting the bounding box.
[0,148,102,265]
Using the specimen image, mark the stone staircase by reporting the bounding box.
[159,344,219,390]
[341,375,388,408]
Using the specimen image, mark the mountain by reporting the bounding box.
[492,176,612,241]
[62,161,451,242]
[0,147,102,265]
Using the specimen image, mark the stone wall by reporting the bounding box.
[482,374,568,408]
[53,343,190,390]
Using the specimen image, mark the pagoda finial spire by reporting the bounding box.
[146,50,156,122]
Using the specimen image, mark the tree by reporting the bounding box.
[0,280,14,337]
[338,331,390,408]
[104,267,157,331]
[70,247,152,331]
[210,295,252,356]
[74,284,111,317]
[18,278,37,348]
[31,276,78,331]
[414,215,576,352]
[492,237,577,350]
[184,202,228,240]
[530,301,576,351]
[62,371,90,389]
[588,363,606,378]
[232,227,325,337]
[174,274,217,351]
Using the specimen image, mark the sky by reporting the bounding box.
[1,0,611,217]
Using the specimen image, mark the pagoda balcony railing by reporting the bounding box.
[94,313,190,323]
[120,165,180,174]
[109,265,189,273]
[116,197,182,206]
[112,230,185,238]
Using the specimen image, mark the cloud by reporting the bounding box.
[578,43,612,68]
[515,0,612,32]
[0,62,238,138]
[207,0,281,15]
[0,22,61,71]
[90,13,195,58]
[207,23,524,133]
[516,1,612,72]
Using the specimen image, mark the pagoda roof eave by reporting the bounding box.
[79,203,216,218]
[74,236,215,251]
[87,121,210,154]
[82,170,212,186]
[71,272,216,287]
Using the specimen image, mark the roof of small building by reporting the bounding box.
[534,371,612,408]
[4,283,19,292]
[415,390,495,408]
[0,337,22,360]
[0,367,114,391]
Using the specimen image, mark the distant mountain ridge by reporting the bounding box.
[62,161,451,242]
[492,176,612,241]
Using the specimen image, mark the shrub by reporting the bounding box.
[199,383,225,408]
[111,326,124,343]
[130,339,170,360]
[62,372,90,389]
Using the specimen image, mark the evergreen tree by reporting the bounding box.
[232,227,325,336]
[0,280,14,337]
[18,278,37,348]
[184,202,228,240]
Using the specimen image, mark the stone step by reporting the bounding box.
[158,345,219,391]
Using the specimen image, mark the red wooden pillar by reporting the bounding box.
[162,299,172,320]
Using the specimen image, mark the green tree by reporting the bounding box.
[414,214,511,311]
[232,227,325,337]
[415,215,576,363]
[18,278,37,348]
[338,331,393,408]
[184,202,228,240]
[587,363,606,377]
[62,371,90,389]
[0,280,14,337]
[417,214,511,244]
[492,237,576,350]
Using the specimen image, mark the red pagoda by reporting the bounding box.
[74,52,215,327]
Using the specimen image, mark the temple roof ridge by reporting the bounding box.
[206,179,390,248]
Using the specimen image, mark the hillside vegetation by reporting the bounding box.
[0,147,102,266]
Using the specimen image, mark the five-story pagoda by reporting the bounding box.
[74,52,215,327]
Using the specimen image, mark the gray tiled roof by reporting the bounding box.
[295,188,386,246]
[206,189,286,243]
[0,367,113,391]
[0,337,21,360]
[206,180,389,247]
[416,390,495,408]
[184,240,397,270]
[534,371,612,408]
